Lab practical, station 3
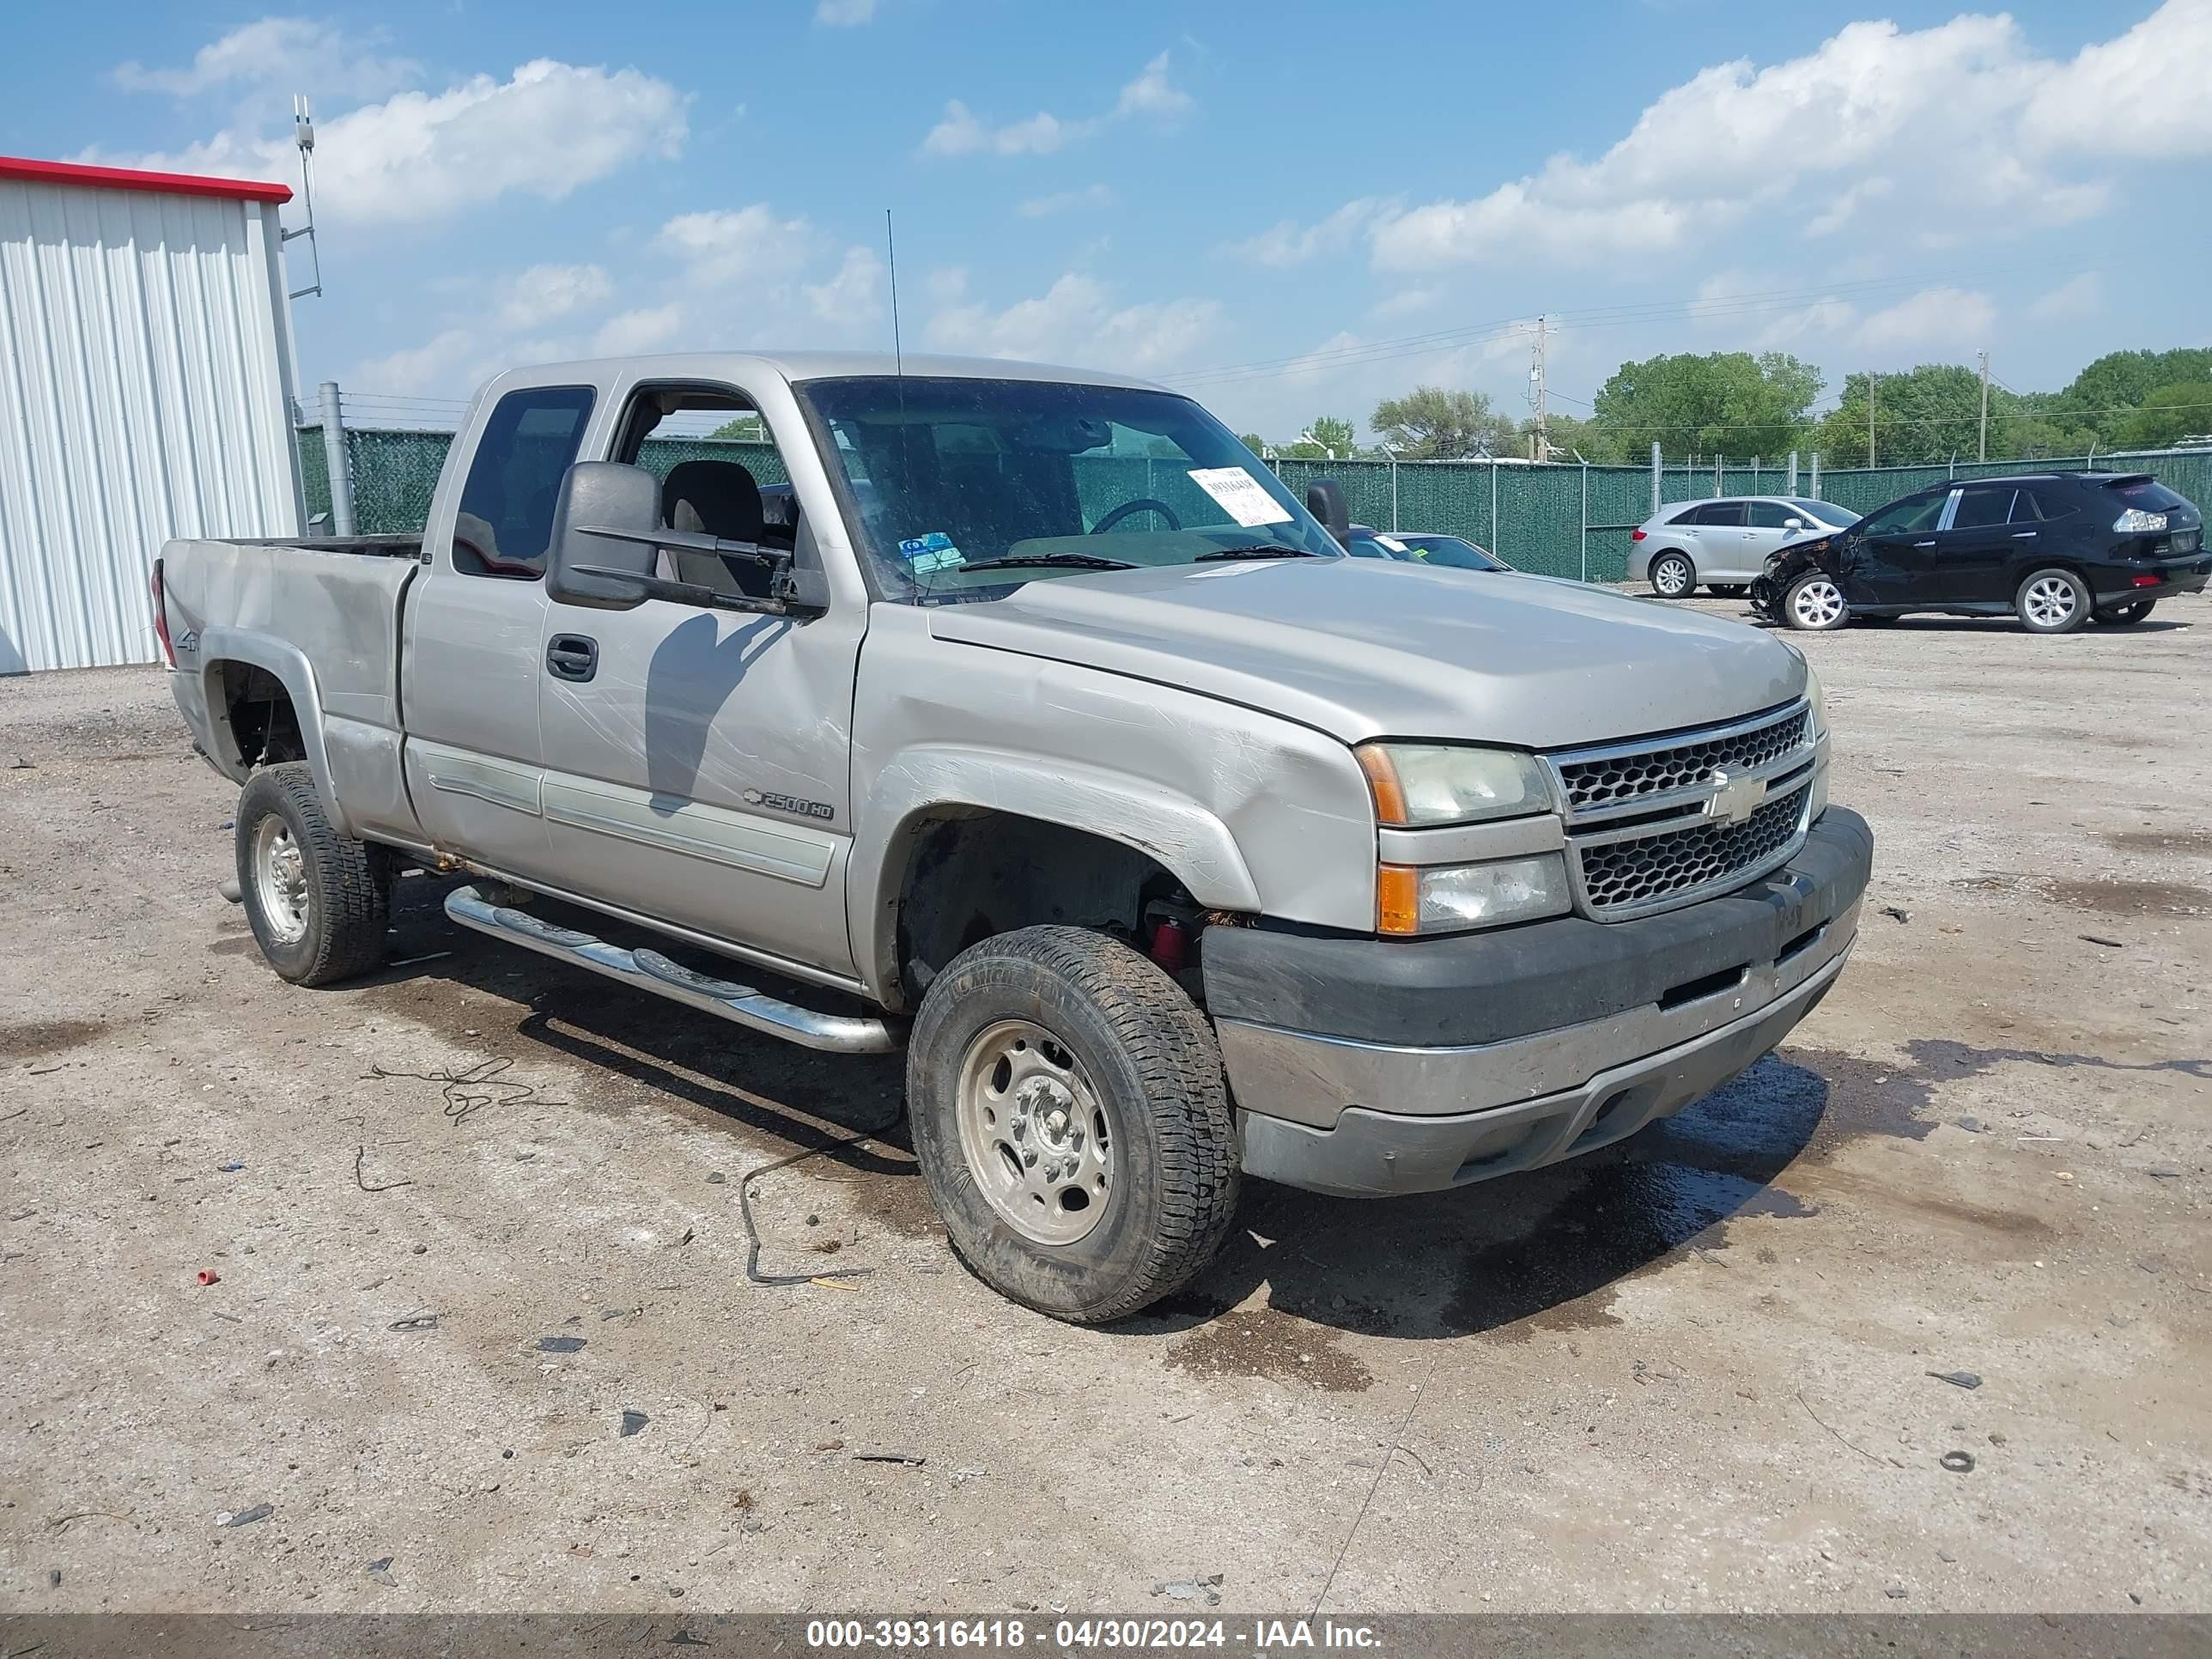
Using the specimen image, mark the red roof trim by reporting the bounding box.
[0,155,292,205]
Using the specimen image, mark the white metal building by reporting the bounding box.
[0,155,305,673]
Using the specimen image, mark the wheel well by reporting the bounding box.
[891,810,1182,1008]
[216,662,305,768]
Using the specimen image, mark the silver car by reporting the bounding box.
[1630,496,1858,597]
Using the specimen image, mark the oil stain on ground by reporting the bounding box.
[2042,878,2208,917]
[2105,829,2212,859]
[1,1018,106,1063]
[1159,1304,1375,1393]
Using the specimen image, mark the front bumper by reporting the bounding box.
[1204,808,1871,1197]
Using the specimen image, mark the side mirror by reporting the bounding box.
[1783,516,1804,532]
[1305,479,1352,545]
[546,461,662,610]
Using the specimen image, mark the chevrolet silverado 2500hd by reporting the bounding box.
[157,352,1871,1322]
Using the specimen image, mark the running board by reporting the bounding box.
[443,884,903,1054]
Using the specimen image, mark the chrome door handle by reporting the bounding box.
[2012,531,2038,538]
[1912,540,1936,549]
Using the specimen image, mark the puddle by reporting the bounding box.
[1,1018,106,1063]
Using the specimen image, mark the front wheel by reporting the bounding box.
[2093,599,2156,627]
[907,926,1240,1323]
[1784,574,1849,631]
[2017,568,2090,635]
[1649,552,1694,599]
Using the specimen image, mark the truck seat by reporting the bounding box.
[661,460,769,599]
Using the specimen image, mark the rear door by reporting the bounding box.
[531,374,868,981]
[401,379,599,876]
[1929,483,2019,604]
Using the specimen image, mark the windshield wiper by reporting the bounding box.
[953,553,1139,573]
[1193,543,1324,561]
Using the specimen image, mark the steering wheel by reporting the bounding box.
[1091,497,1181,534]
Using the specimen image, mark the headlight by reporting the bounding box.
[2114,507,2168,533]
[1803,664,1826,739]
[1356,742,1551,826]
[1378,854,1571,935]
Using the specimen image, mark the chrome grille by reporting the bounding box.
[1557,705,1808,811]
[1577,784,1809,915]
[1547,700,1820,921]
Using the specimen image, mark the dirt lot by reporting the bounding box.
[3,594,2209,1616]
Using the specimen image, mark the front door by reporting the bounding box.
[532,380,867,981]
[1844,488,1950,608]
[403,381,599,878]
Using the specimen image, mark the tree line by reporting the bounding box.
[1253,347,2212,468]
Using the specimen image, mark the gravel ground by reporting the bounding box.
[2,593,2208,1615]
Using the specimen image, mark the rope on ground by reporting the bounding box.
[739,1103,904,1288]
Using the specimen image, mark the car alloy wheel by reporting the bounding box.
[1650,555,1692,598]
[2022,574,2081,630]
[1790,578,1844,629]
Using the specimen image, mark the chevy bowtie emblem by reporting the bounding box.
[1705,768,1766,826]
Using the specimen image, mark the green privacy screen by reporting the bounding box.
[300,426,2212,586]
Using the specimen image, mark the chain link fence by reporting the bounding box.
[297,417,2212,586]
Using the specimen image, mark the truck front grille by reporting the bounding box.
[1546,701,1817,922]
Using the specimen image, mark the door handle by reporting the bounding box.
[1912,540,1936,549]
[546,635,599,683]
[2012,530,2038,538]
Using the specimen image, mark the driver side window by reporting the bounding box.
[1861,493,1946,537]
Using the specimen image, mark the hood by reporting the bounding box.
[927,557,1807,750]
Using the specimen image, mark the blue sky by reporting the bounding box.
[7,1,2209,442]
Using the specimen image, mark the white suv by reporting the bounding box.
[1630,496,1858,598]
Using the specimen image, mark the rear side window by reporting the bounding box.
[1950,486,2014,530]
[1687,501,1746,526]
[453,386,597,578]
[2010,490,2048,524]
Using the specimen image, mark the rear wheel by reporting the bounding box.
[2092,599,2156,627]
[1784,574,1849,631]
[1649,552,1694,599]
[907,925,1239,1324]
[2016,568,2090,635]
[234,763,390,985]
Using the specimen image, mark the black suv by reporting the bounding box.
[1749,471,2207,635]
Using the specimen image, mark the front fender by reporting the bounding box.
[197,627,349,835]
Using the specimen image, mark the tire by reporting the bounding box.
[2016,568,2091,635]
[234,763,390,985]
[2092,599,2156,627]
[1649,552,1694,599]
[906,925,1239,1324]
[1783,574,1849,631]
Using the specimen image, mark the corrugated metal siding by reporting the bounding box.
[0,178,301,672]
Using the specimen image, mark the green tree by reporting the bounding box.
[2118,382,2212,450]
[1285,415,1357,459]
[2053,349,2212,443]
[1370,386,1520,459]
[1236,432,1269,455]
[708,414,769,443]
[1813,366,2098,466]
[1589,350,1823,463]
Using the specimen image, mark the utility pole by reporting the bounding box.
[1868,371,1877,469]
[1978,349,1990,464]
[1530,315,1551,464]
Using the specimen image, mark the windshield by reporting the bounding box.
[1348,529,1506,570]
[1792,499,1858,527]
[797,375,1344,601]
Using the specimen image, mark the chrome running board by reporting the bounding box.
[443,883,903,1054]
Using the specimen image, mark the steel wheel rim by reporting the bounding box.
[954,1018,1116,1246]
[2026,577,2077,628]
[252,816,309,945]
[1654,558,1689,596]
[1792,580,1843,628]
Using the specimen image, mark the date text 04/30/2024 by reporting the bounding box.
[803,1618,1383,1650]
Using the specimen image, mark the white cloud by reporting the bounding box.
[592,304,684,356]
[1018,184,1117,218]
[2027,272,2102,320]
[495,264,614,331]
[926,273,1219,373]
[656,205,823,287]
[93,58,689,226]
[1115,51,1193,121]
[922,266,969,304]
[1355,4,2212,272]
[113,17,416,100]
[1369,287,1443,321]
[805,247,886,328]
[1223,197,1396,268]
[1755,299,1858,349]
[353,329,474,397]
[923,48,1194,158]
[815,0,878,24]
[1855,286,1995,349]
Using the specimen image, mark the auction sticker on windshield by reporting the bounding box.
[1188,467,1291,528]
[899,532,964,573]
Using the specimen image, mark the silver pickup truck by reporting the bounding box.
[157,351,1870,1322]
